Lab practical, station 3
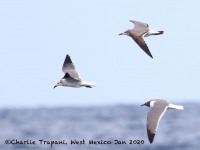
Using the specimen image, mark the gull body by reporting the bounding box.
[54,54,96,88]
[119,20,164,58]
[141,99,184,143]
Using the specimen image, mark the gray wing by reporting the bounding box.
[131,35,153,58]
[147,102,168,143]
[130,20,149,36]
[62,55,82,81]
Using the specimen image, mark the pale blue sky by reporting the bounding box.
[0,0,200,108]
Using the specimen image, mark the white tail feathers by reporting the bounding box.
[144,30,164,37]
[169,104,184,110]
[81,81,96,88]
[88,82,96,87]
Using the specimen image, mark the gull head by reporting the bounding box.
[53,80,63,89]
[141,100,155,108]
[119,30,130,36]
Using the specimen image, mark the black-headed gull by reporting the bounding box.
[119,20,164,58]
[54,54,96,88]
[141,99,184,143]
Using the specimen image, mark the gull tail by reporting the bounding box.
[81,81,96,88]
[144,30,164,37]
[155,31,164,35]
[169,103,184,110]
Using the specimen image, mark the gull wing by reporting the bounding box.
[146,102,168,143]
[130,20,149,36]
[131,35,153,58]
[62,54,82,81]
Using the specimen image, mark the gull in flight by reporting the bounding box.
[119,20,164,58]
[54,54,96,88]
[141,99,184,143]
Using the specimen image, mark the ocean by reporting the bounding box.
[0,103,199,150]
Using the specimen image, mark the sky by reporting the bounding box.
[0,0,200,108]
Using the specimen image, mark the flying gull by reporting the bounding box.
[119,20,164,58]
[54,54,96,88]
[141,99,184,143]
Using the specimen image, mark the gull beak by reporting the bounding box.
[119,33,125,35]
[141,104,145,106]
[53,85,57,89]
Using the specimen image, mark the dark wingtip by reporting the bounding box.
[146,50,153,59]
[64,54,72,64]
[147,53,153,59]
[148,52,153,59]
[66,54,70,59]
[147,129,155,144]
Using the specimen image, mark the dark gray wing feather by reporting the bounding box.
[62,55,81,81]
[131,35,153,58]
[147,102,168,143]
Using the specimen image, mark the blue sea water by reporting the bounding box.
[0,103,200,150]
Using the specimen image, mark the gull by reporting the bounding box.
[119,20,164,58]
[141,99,184,143]
[54,54,96,88]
